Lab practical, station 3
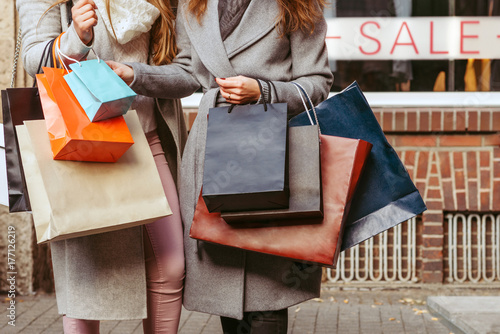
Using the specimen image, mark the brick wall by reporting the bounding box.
[378,107,500,283]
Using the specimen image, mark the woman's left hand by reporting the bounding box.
[215,76,261,104]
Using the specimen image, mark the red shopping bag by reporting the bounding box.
[189,135,372,267]
[35,67,134,162]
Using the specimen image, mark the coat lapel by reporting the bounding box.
[183,0,278,77]
[224,0,278,58]
[183,0,237,78]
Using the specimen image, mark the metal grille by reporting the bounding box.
[445,213,500,283]
[327,218,418,283]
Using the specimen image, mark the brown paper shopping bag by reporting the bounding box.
[17,110,172,243]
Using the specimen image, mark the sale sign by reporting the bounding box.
[326,17,500,60]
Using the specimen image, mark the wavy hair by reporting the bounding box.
[43,0,177,65]
[188,0,328,36]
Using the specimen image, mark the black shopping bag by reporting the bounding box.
[289,81,427,251]
[2,88,44,212]
[221,124,322,223]
[202,102,289,213]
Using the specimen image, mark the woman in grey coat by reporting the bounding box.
[17,0,187,332]
[110,0,333,332]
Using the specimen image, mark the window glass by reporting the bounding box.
[324,0,500,92]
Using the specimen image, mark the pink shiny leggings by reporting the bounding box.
[63,132,185,334]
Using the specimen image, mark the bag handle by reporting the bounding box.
[52,32,101,73]
[292,82,322,137]
[227,78,267,113]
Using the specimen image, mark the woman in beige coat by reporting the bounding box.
[17,0,187,332]
[110,0,333,332]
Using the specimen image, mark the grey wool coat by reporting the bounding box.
[16,0,187,320]
[129,0,334,320]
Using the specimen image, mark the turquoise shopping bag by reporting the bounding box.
[64,59,136,122]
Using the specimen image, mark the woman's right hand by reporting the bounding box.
[72,0,98,45]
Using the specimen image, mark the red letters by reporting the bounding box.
[391,21,419,55]
[460,21,480,54]
[430,21,449,54]
[359,21,381,55]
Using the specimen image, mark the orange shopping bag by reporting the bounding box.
[35,67,134,162]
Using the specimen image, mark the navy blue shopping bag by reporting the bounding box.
[289,82,426,251]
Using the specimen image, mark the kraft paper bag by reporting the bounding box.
[17,110,172,243]
[64,59,136,122]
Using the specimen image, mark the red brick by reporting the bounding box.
[468,111,479,131]
[396,136,437,147]
[404,151,416,167]
[493,181,500,211]
[422,249,443,260]
[426,199,443,210]
[385,135,396,146]
[416,182,426,198]
[423,213,443,223]
[484,134,500,146]
[431,163,438,174]
[440,135,482,147]
[480,111,491,131]
[455,170,465,189]
[395,110,405,131]
[457,192,467,210]
[456,111,466,131]
[422,271,443,283]
[419,111,430,131]
[480,151,490,167]
[480,191,490,211]
[439,152,451,178]
[493,111,500,131]
[423,237,443,247]
[422,260,443,271]
[429,176,440,187]
[416,151,429,179]
[427,189,442,199]
[454,151,464,169]
[382,111,393,131]
[422,225,443,235]
[443,111,454,131]
[374,111,382,126]
[481,170,491,189]
[467,151,478,178]
[407,112,417,131]
[431,111,442,131]
[442,180,455,210]
[468,181,479,211]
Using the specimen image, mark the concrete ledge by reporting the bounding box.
[427,296,500,334]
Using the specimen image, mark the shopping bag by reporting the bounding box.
[289,81,427,251]
[64,59,136,122]
[221,121,322,223]
[190,134,372,267]
[2,88,44,212]
[2,37,55,212]
[16,110,172,243]
[36,67,134,162]
[202,101,289,212]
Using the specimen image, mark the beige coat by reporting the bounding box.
[129,0,334,320]
[17,0,187,320]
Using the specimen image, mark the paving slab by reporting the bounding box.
[427,296,500,334]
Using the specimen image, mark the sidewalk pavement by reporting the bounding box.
[1,284,499,334]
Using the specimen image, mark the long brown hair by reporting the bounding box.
[44,0,177,65]
[188,0,328,36]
